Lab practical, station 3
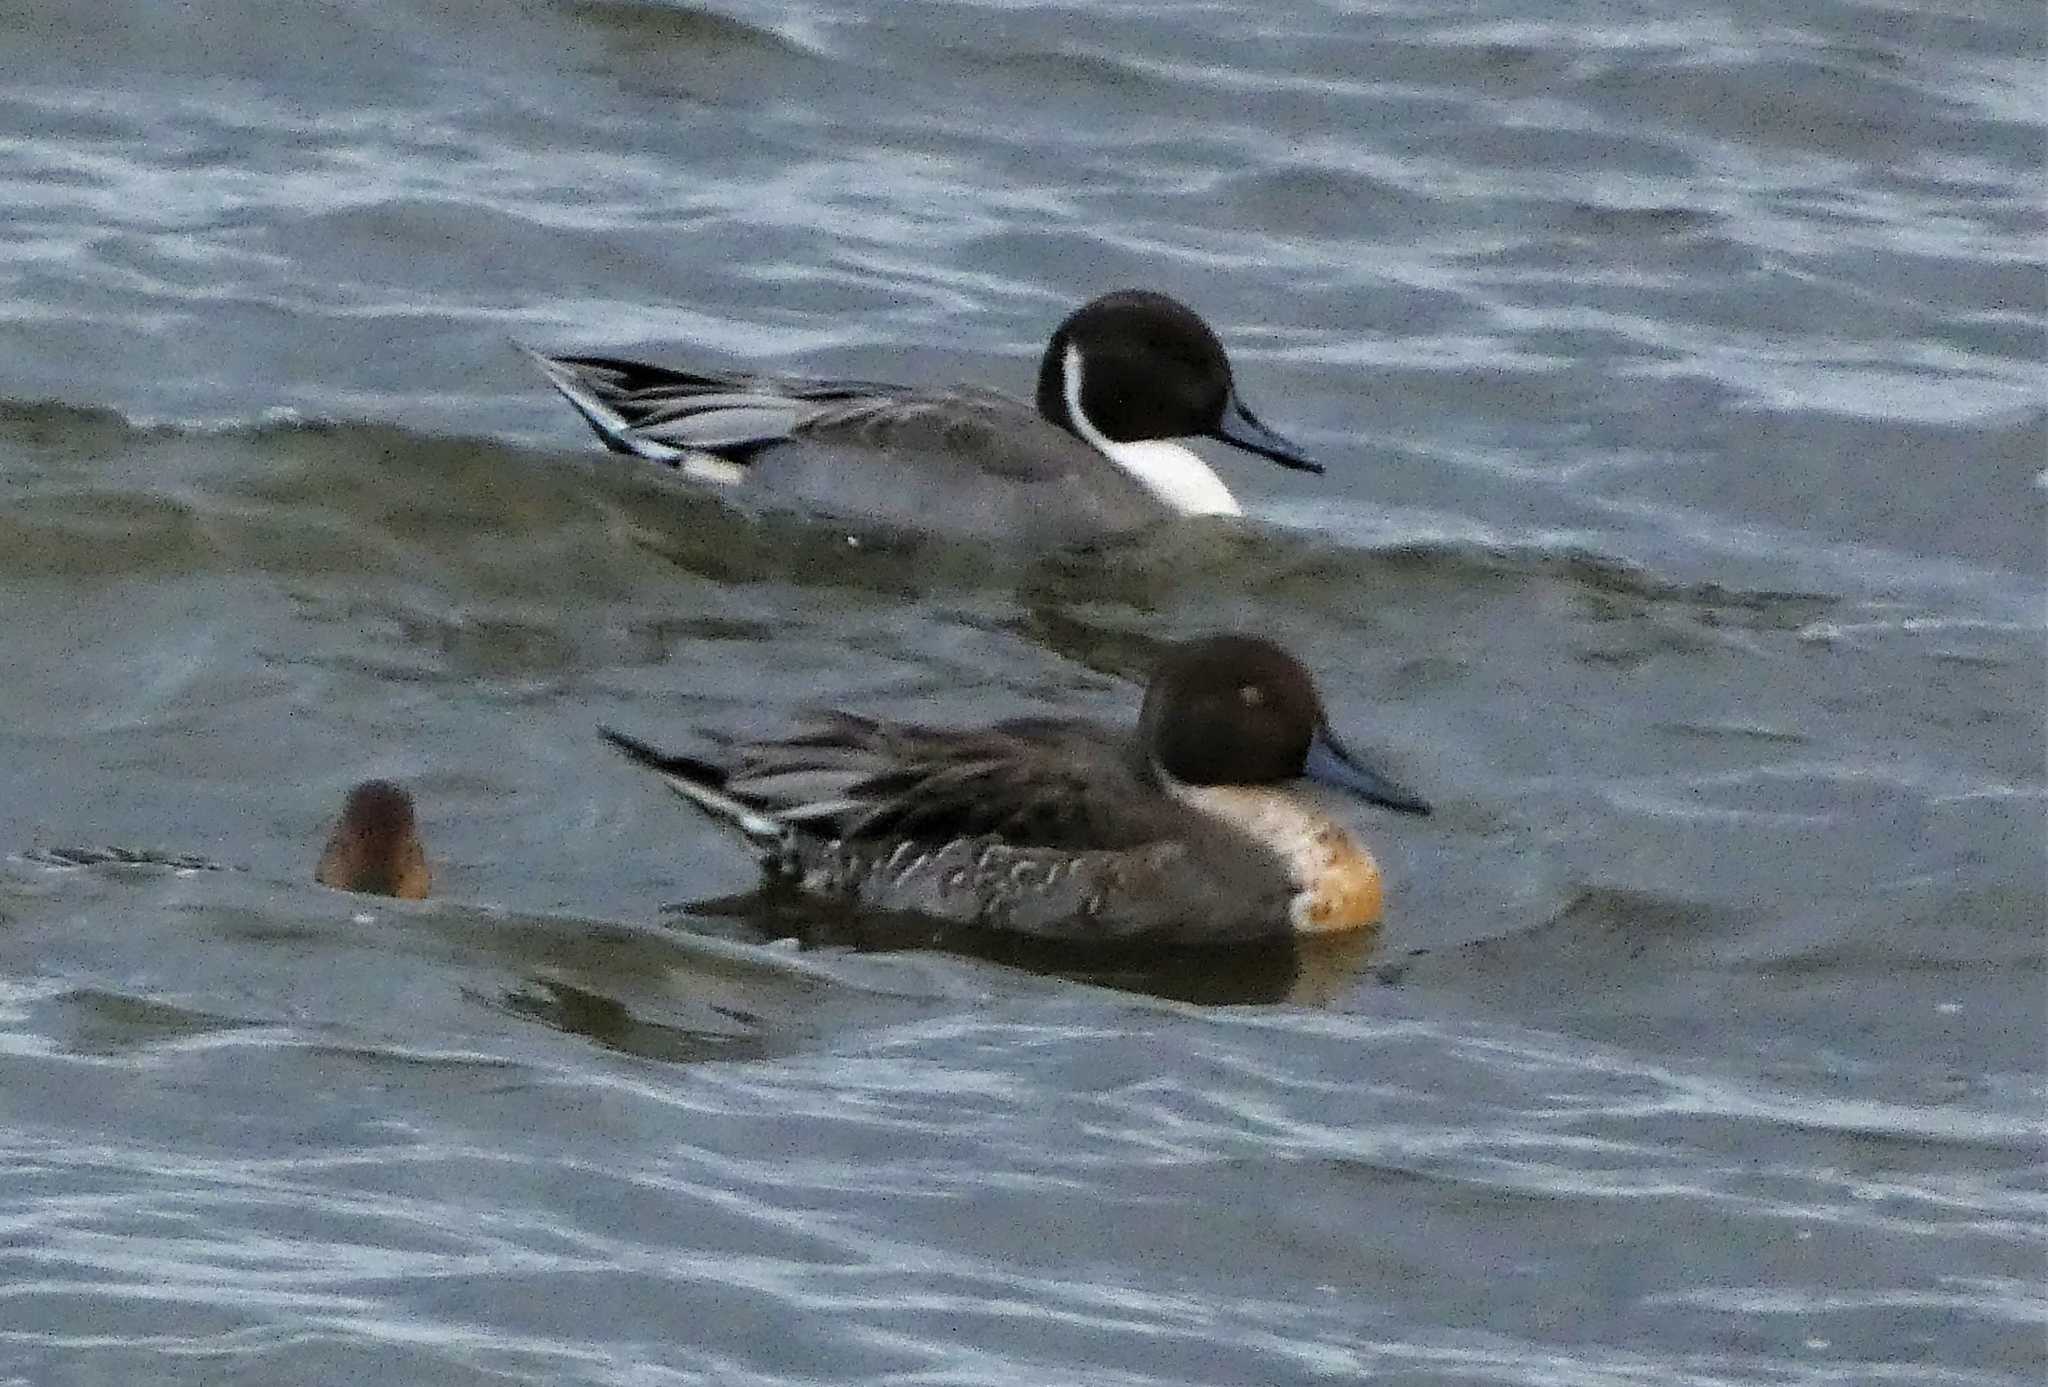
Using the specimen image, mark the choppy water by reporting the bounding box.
[1,1,2043,1383]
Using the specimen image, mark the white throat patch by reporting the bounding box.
[1062,343,1242,517]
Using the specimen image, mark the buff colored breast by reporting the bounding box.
[1169,784,1385,935]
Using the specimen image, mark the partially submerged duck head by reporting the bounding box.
[315,780,430,900]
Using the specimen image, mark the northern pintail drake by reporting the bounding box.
[525,290,1324,543]
[315,780,431,900]
[601,636,1430,944]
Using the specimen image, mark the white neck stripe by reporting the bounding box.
[1061,343,1241,517]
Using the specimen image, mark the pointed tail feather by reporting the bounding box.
[598,726,794,852]
[515,342,685,464]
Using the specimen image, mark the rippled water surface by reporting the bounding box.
[1,1,2043,1383]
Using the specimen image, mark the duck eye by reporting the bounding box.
[1238,683,1265,708]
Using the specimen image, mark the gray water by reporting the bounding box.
[1,1,2043,1383]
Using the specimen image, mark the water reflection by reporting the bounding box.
[667,890,1388,1006]
[498,975,777,1063]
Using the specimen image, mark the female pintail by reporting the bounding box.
[525,290,1325,544]
[600,636,1430,944]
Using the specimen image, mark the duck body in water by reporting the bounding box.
[601,637,1430,945]
[525,291,1326,543]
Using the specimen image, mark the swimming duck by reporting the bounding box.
[315,780,431,900]
[525,290,1324,543]
[600,636,1429,943]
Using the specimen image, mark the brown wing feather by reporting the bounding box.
[724,714,1179,851]
[854,721,1182,850]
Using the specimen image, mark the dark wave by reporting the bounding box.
[0,398,1845,632]
[565,0,819,60]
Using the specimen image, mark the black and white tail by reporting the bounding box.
[518,344,805,486]
[517,346,684,463]
[598,727,796,858]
